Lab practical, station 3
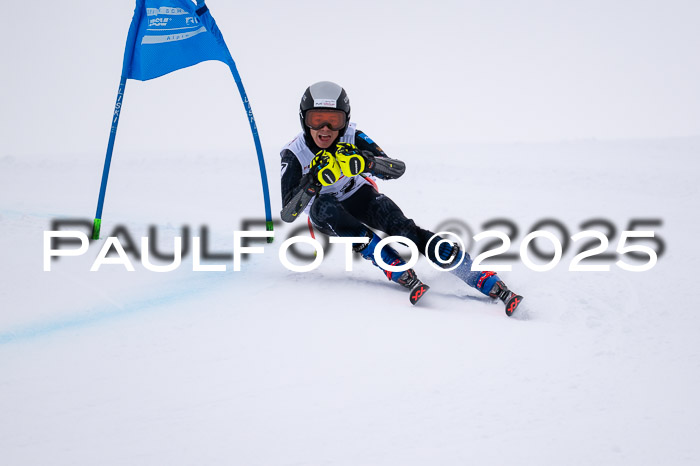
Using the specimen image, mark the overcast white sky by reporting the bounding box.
[1,0,699,159]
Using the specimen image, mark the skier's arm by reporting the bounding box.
[355,130,406,180]
[280,150,302,206]
[280,150,321,223]
[355,130,389,158]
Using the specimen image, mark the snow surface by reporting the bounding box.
[2,1,700,465]
[2,138,699,465]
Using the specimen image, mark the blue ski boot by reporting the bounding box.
[434,241,524,316]
[355,233,429,305]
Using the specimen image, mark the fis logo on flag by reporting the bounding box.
[148,18,172,27]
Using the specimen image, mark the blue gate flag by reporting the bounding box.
[126,0,230,81]
[93,0,273,241]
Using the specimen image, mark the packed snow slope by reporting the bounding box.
[1,137,699,465]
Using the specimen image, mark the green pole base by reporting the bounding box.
[266,220,274,243]
[92,218,102,240]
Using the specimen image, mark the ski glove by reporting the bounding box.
[310,151,342,186]
[334,142,366,177]
[361,150,406,180]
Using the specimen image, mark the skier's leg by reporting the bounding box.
[308,193,366,238]
[355,231,429,304]
[343,185,436,252]
[346,186,511,297]
[427,238,502,296]
[344,185,523,314]
[353,232,422,287]
[309,194,417,288]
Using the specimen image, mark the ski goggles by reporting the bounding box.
[304,109,347,131]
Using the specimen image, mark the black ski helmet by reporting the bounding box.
[299,81,351,137]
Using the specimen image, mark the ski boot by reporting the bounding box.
[432,240,523,316]
[356,233,429,305]
[486,278,524,317]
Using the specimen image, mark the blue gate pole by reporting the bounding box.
[227,62,274,242]
[92,76,127,240]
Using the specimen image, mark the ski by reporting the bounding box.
[395,268,429,305]
[504,293,523,316]
[409,281,430,305]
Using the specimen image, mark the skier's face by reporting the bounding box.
[310,126,339,149]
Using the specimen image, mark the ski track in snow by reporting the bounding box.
[0,266,233,345]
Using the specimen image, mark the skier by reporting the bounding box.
[280,81,523,315]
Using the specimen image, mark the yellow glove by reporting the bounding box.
[334,142,365,177]
[310,151,342,186]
